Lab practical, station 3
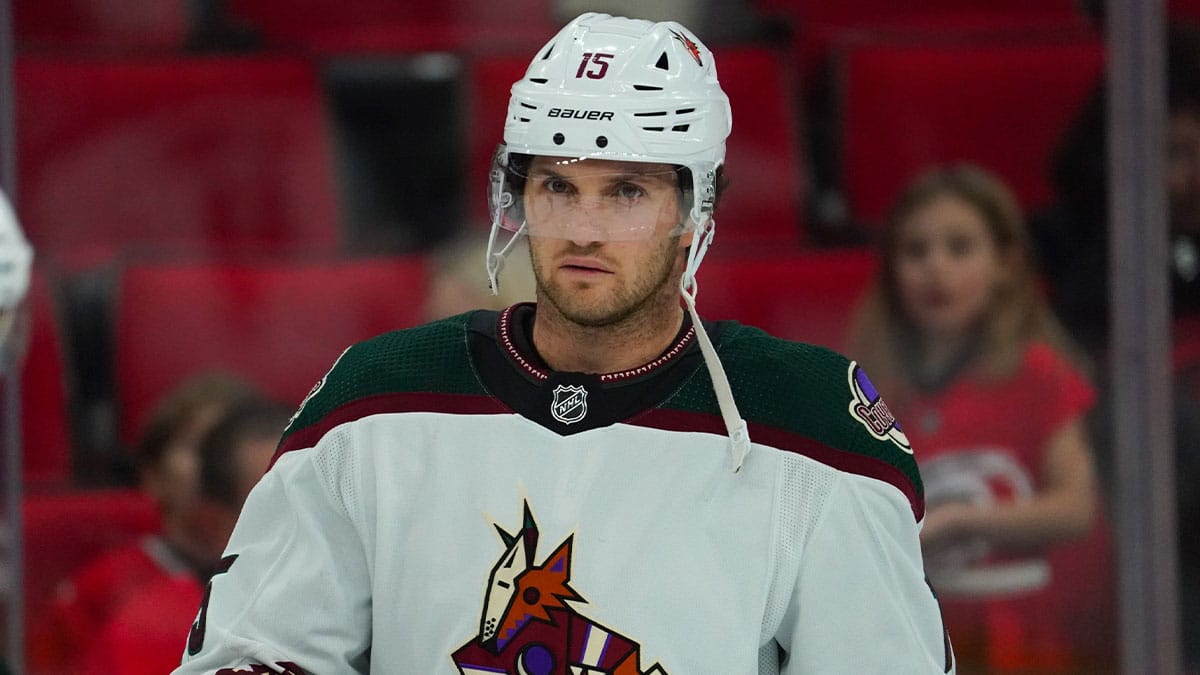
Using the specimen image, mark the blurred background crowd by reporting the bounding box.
[3,0,1200,673]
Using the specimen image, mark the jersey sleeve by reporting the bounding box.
[1028,342,1095,439]
[172,426,372,674]
[776,471,953,674]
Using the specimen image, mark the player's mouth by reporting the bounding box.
[559,257,614,274]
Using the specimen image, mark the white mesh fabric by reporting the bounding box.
[309,426,365,544]
[759,454,837,649]
[757,640,781,674]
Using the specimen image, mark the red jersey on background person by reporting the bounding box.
[28,373,260,674]
[79,575,204,675]
[27,538,202,674]
[847,165,1114,673]
[76,398,289,674]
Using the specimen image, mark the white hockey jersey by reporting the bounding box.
[174,304,953,674]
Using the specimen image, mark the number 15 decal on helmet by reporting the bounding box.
[575,52,615,79]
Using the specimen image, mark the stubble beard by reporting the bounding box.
[532,237,681,329]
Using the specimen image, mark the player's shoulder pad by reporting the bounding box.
[682,323,923,518]
[280,311,486,444]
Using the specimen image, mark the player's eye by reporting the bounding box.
[543,176,573,194]
[612,182,646,203]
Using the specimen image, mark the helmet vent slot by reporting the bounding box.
[540,44,555,60]
[633,84,663,91]
[520,102,538,110]
[672,124,690,132]
[644,126,665,132]
[655,52,670,70]
[676,108,695,115]
[633,111,667,117]
[529,78,549,84]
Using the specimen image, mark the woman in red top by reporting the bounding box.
[847,164,1113,673]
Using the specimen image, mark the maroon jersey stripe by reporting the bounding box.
[629,408,924,521]
[272,392,512,465]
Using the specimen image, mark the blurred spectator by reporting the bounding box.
[1033,21,1200,669]
[27,371,260,674]
[424,232,536,321]
[847,165,1113,673]
[1033,22,1200,355]
[79,396,291,674]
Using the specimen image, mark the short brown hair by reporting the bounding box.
[134,371,261,469]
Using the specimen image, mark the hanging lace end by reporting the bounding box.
[729,419,749,473]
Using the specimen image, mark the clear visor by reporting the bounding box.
[490,150,693,242]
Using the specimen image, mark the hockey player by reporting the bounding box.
[175,13,953,674]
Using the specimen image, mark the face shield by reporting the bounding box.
[490,147,696,242]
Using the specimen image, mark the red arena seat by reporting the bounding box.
[224,0,555,53]
[113,255,430,448]
[22,268,73,491]
[696,248,878,350]
[710,46,807,249]
[13,0,189,52]
[836,37,1105,229]
[16,56,341,271]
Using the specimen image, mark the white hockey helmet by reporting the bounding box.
[487,13,732,285]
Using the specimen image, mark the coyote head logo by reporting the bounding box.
[452,502,669,675]
[479,502,582,650]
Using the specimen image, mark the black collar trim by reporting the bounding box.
[498,304,548,382]
[496,303,698,384]
[599,325,696,383]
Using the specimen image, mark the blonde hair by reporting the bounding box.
[846,164,1086,401]
[425,233,536,320]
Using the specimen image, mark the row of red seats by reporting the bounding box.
[836,35,1105,226]
[13,0,559,54]
[16,34,1113,270]
[16,44,807,274]
[18,0,1197,64]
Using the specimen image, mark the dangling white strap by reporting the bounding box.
[680,220,751,473]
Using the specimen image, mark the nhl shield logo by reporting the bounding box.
[550,385,588,425]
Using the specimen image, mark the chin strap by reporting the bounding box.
[680,219,750,473]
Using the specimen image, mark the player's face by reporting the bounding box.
[893,195,1007,342]
[525,156,688,327]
